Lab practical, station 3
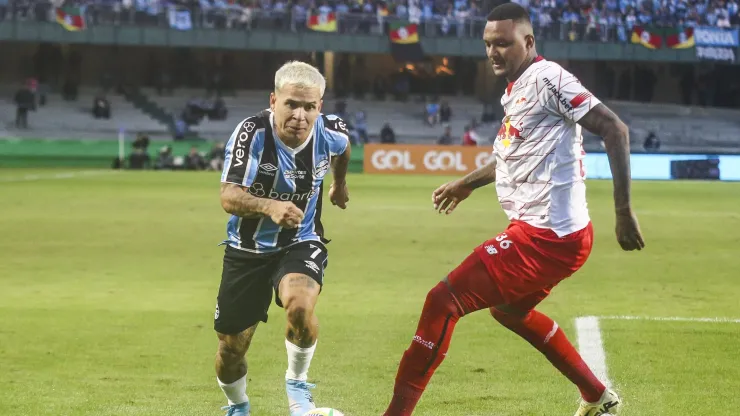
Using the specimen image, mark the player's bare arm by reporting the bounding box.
[460,159,497,189]
[433,160,496,215]
[578,103,645,251]
[220,183,304,228]
[329,147,351,209]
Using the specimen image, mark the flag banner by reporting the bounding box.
[389,21,424,62]
[56,6,86,31]
[168,9,192,30]
[694,27,739,47]
[307,12,337,32]
[631,26,662,49]
[696,46,736,62]
[665,27,695,49]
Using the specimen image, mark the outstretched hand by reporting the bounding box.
[432,180,474,215]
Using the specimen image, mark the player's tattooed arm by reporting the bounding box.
[579,104,645,251]
[221,183,305,227]
[329,147,351,209]
[433,160,495,214]
[578,103,632,213]
[331,146,351,185]
[220,183,273,217]
[461,160,497,189]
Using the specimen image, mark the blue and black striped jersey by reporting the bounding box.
[220,109,349,254]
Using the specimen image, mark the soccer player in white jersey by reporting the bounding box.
[382,4,644,416]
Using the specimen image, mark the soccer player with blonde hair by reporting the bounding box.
[213,61,351,416]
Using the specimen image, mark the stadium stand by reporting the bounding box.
[606,101,740,153]
[140,88,485,143]
[0,86,169,140]
[1,0,738,41]
[4,83,740,154]
[2,1,740,154]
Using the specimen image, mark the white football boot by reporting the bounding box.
[573,388,622,416]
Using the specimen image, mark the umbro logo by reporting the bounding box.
[259,163,278,176]
[304,260,320,274]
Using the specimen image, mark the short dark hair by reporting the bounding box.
[487,2,531,23]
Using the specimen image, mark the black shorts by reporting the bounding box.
[214,241,328,335]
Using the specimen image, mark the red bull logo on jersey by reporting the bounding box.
[496,117,523,148]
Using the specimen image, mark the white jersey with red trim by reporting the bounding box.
[493,57,601,237]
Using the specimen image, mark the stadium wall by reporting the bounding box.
[0,41,705,106]
[0,139,366,172]
[361,144,740,181]
[2,140,737,181]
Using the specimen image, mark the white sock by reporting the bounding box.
[285,339,317,381]
[218,375,249,406]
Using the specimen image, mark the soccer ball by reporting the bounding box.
[303,408,345,416]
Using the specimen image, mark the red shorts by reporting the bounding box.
[447,221,594,314]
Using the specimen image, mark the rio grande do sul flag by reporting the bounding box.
[665,27,695,49]
[389,22,420,44]
[389,21,424,62]
[306,12,337,32]
[56,6,86,31]
[631,26,662,49]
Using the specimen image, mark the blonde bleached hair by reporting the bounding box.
[274,61,326,97]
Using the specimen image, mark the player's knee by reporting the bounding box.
[285,300,314,331]
[490,307,531,327]
[425,281,462,316]
[217,334,250,360]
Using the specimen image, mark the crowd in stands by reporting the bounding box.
[123,132,226,169]
[1,0,738,40]
[326,95,493,146]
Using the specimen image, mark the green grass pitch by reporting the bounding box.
[1,169,739,415]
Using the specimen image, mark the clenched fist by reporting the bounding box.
[329,181,349,209]
[268,201,304,229]
[615,209,645,251]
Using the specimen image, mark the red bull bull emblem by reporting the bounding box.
[513,96,527,108]
[497,116,522,148]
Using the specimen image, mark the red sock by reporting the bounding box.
[383,282,463,416]
[492,309,606,402]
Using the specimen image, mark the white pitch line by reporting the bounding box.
[573,315,740,394]
[575,316,612,388]
[599,315,740,324]
[0,170,118,183]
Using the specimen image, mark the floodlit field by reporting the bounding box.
[1,169,739,416]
